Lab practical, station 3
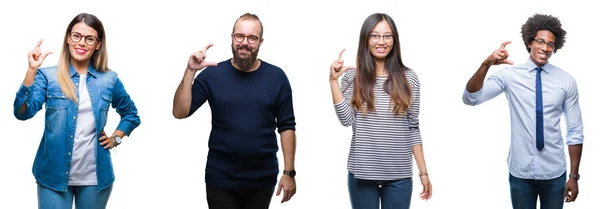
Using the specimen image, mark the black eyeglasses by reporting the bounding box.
[69,32,100,45]
[534,38,555,49]
[232,33,260,44]
[369,34,393,43]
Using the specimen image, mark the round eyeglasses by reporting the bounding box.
[232,33,260,44]
[70,32,99,45]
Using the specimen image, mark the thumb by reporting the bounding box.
[276,183,283,196]
[204,61,218,67]
[503,59,514,65]
[40,51,53,61]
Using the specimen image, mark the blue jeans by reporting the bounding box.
[509,172,566,209]
[37,183,112,209]
[348,172,412,209]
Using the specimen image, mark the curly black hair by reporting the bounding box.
[521,14,567,53]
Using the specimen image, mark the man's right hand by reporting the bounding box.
[187,44,218,72]
[483,41,514,66]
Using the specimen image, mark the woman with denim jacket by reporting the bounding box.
[13,13,140,209]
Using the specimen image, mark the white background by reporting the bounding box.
[0,0,597,208]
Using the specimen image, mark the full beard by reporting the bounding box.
[232,44,259,71]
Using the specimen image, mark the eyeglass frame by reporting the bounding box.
[69,32,100,45]
[533,38,555,50]
[231,33,261,44]
[369,34,394,43]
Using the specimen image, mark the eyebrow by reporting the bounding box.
[370,32,393,35]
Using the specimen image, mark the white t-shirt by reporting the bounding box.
[68,73,98,185]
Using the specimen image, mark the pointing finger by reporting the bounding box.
[36,38,43,49]
[500,41,512,49]
[337,49,346,61]
[502,59,514,65]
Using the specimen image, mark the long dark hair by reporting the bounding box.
[351,13,412,116]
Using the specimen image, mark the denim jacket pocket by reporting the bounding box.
[46,91,69,111]
[100,93,112,112]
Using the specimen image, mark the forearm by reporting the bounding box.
[330,80,345,104]
[412,144,428,174]
[23,67,37,87]
[466,63,492,93]
[280,130,296,170]
[568,144,583,175]
[173,70,196,118]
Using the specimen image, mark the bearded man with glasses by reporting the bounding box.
[172,13,297,209]
[463,14,584,209]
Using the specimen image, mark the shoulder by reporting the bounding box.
[495,63,526,77]
[96,69,119,86]
[197,59,233,79]
[38,65,58,78]
[344,68,357,80]
[260,60,287,76]
[549,64,576,83]
[404,68,420,87]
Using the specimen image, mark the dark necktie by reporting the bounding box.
[535,67,544,150]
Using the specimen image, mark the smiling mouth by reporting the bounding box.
[75,48,88,54]
[376,47,386,53]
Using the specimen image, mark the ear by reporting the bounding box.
[95,41,102,50]
[258,37,263,47]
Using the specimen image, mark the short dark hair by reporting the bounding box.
[232,13,263,37]
[521,14,566,53]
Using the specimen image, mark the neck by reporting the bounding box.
[375,60,387,76]
[72,59,89,75]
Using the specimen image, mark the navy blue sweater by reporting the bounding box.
[189,59,296,189]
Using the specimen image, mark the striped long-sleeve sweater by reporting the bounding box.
[334,68,422,180]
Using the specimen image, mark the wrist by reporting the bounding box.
[569,173,580,181]
[283,169,296,178]
[419,171,428,177]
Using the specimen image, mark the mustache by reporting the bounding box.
[237,45,252,51]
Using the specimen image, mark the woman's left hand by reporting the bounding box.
[98,130,116,149]
[419,174,432,200]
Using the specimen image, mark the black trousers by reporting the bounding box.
[206,185,275,209]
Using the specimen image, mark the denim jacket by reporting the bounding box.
[13,64,141,192]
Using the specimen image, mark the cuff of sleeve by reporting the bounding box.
[116,120,139,136]
[566,138,584,146]
[333,98,347,107]
[462,88,482,105]
[15,84,33,104]
[277,126,296,133]
[410,131,423,146]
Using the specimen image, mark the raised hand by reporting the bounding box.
[28,39,53,71]
[187,44,218,72]
[483,41,514,66]
[329,49,354,81]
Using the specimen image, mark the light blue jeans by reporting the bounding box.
[348,172,413,209]
[37,183,112,209]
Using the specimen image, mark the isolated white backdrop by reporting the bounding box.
[0,0,597,208]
